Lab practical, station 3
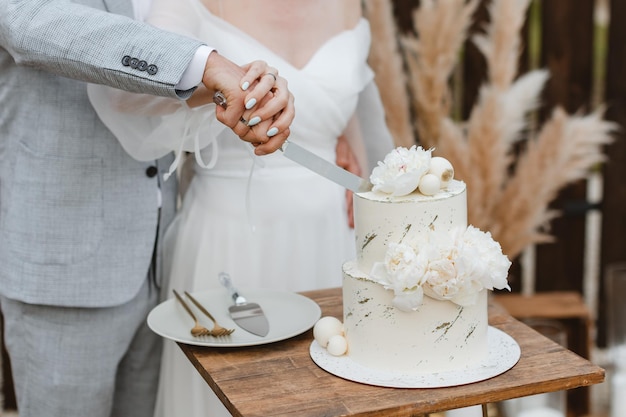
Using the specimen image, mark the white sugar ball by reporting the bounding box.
[326,334,348,356]
[313,316,344,348]
[418,173,441,196]
[428,156,454,187]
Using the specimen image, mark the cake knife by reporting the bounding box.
[218,272,269,337]
[280,140,373,193]
[213,91,373,193]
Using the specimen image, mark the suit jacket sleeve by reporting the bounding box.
[0,0,205,98]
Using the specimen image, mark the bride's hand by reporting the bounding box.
[201,54,294,150]
[238,61,294,154]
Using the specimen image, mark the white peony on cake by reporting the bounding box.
[313,146,512,376]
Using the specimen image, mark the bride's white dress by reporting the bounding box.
[89,1,393,416]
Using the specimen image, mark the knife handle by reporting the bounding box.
[218,272,247,305]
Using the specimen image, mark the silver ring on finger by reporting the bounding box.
[264,72,277,82]
[239,116,248,126]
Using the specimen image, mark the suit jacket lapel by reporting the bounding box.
[103,0,134,18]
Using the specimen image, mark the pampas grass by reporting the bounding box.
[463,0,530,228]
[402,0,478,150]
[472,0,531,89]
[491,108,614,257]
[363,0,414,148]
[398,0,615,259]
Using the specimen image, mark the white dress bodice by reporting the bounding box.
[189,2,374,177]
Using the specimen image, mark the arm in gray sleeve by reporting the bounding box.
[0,0,204,98]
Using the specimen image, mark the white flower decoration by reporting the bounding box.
[370,226,511,312]
[370,242,428,311]
[370,146,432,196]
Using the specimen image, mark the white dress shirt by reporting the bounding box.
[132,0,213,91]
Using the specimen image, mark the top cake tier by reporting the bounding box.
[353,179,467,274]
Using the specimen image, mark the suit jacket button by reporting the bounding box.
[130,58,139,69]
[145,166,158,178]
[147,64,158,75]
[137,60,148,71]
[122,55,131,66]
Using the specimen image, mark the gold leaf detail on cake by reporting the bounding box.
[465,324,477,342]
[399,223,412,243]
[361,233,377,250]
[383,306,395,318]
[428,215,439,231]
[434,307,464,342]
[436,322,451,331]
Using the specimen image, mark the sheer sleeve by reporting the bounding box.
[87,83,226,179]
[355,81,395,171]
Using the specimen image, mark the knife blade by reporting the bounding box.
[218,272,269,337]
[280,140,373,193]
[211,91,372,193]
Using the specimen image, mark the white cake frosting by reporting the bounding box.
[344,179,490,373]
[354,179,467,275]
[343,263,488,373]
[313,146,511,375]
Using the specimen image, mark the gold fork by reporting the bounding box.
[172,290,212,337]
[184,291,235,336]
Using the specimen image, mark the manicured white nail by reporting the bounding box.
[245,98,257,110]
[247,116,261,127]
[241,81,250,91]
[266,127,278,137]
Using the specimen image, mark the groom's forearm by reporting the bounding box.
[0,0,204,98]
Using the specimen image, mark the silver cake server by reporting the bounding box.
[218,272,269,337]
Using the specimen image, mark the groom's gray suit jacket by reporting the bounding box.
[0,0,205,307]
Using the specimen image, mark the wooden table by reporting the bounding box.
[494,291,594,415]
[177,287,605,417]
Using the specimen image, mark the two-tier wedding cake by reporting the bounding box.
[314,146,511,376]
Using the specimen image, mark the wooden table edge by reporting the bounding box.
[176,287,606,417]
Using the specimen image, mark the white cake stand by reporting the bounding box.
[309,326,520,388]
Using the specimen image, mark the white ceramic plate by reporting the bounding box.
[310,326,521,388]
[148,289,321,347]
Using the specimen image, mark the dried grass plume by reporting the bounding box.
[399,0,615,259]
[363,0,415,148]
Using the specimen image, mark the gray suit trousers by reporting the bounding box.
[0,276,161,417]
